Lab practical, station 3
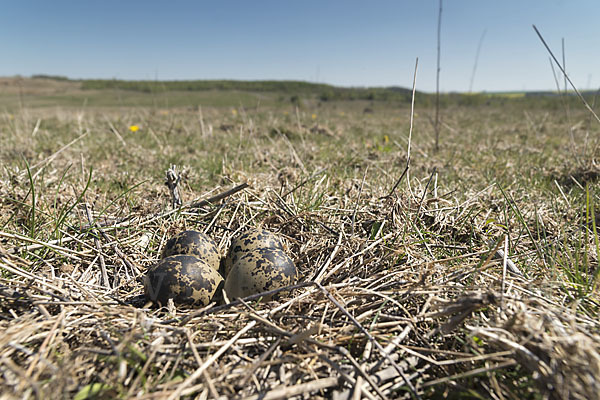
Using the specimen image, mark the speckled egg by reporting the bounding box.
[223,229,285,276]
[160,230,220,271]
[144,255,224,307]
[224,248,297,300]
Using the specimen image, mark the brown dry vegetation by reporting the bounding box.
[1,78,600,399]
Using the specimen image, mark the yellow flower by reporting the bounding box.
[129,125,140,132]
[311,113,317,120]
[231,109,238,116]
[283,111,289,115]
[383,135,389,144]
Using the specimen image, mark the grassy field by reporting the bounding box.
[1,77,599,399]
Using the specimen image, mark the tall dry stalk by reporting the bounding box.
[469,29,487,93]
[562,38,571,120]
[434,0,442,151]
[387,58,418,198]
[533,24,600,125]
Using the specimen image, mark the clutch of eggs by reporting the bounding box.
[144,228,298,306]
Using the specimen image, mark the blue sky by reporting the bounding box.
[0,1,598,92]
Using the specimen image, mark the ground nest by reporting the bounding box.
[1,176,599,400]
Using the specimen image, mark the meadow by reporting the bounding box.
[0,76,599,399]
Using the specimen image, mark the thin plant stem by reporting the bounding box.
[434,0,442,151]
[533,25,600,124]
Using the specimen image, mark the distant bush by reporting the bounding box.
[290,95,302,106]
[32,74,71,81]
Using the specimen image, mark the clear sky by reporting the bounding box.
[1,0,598,92]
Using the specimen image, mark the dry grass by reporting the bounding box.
[1,85,600,399]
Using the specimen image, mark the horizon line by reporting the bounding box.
[3,74,595,95]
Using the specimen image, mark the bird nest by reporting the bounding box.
[1,181,599,399]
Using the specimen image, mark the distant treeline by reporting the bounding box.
[78,78,600,107]
[80,79,417,102]
[31,75,600,108]
[81,79,332,93]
